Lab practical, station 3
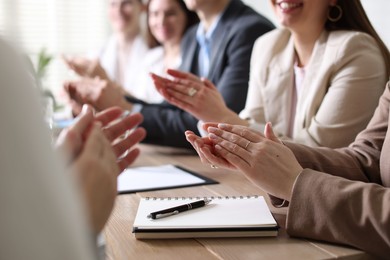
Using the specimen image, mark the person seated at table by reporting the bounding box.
[63,0,151,97]
[65,0,199,113]
[184,80,390,258]
[0,38,146,259]
[64,0,275,148]
[132,0,199,103]
[152,0,390,148]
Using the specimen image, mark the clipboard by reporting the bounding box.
[117,164,218,194]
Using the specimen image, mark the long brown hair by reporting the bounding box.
[326,0,390,78]
[145,0,199,48]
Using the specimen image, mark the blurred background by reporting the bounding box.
[0,0,389,104]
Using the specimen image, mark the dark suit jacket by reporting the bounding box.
[139,0,275,148]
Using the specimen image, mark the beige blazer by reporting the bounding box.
[240,28,387,148]
[284,82,390,258]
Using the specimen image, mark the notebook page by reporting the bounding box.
[134,196,277,229]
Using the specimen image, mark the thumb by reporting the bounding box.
[264,122,282,144]
[202,78,217,89]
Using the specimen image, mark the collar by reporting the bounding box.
[196,12,223,44]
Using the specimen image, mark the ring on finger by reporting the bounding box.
[244,140,251,149]
[188,87,197,97]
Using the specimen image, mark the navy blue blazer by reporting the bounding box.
[139,0,275,148]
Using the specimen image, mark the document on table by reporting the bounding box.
[117,164,218,194]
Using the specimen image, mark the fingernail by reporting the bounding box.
[81,104,90,114]
[209,133,218,140]
[207,127,217,133]
[120,110,131,119]
[218,123,228,129]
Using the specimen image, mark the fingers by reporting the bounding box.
[62,54,72,68]
[202,122,219,131]
[103,113,144,142]
[185,131,233,169]
[202,78,217,90]
[71,105,95,139]
[205,144,243,170]
[264,122,283,144]
[207,130,252,165]
[166,69,200,82]
[217,123,264,143]
[95,107,123,127]
[115,127,146,172]
[117,148,141,173]
[207,126,253,150]
[113,127,146,158]
[150,73,171,89]
[185,132,213,164]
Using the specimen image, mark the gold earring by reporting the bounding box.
[328,4,342,22]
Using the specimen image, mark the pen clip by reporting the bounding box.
[155,210,179,219]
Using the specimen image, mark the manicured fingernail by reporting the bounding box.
[218,123,228,129]
[209,133,218,140]
[120,110,131,119]
[207,127,217,133]
[81,104,90,114]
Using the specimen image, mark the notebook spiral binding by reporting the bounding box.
[145,195,260,201]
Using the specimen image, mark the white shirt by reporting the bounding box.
[92,34,150,98]
[133,46,181,103]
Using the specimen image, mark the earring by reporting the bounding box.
[327,5,342,22]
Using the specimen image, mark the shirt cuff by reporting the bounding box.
[197,120,208,137]
[131,104,143,114]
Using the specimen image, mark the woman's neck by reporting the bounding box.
[292,26,323,67]
[116,29,140,52]
[163,42,181,69]
[197,0,229,32]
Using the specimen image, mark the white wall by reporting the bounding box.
[243,0,390,48]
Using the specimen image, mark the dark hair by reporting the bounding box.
[145,0,199,48]
[325,0,390,77]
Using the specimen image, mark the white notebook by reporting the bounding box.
[133,196,278,239]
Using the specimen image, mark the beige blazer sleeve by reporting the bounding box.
[283,83,390,258]
[288,170,390,259]
[240,29,387,148]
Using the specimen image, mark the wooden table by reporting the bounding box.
[104,144,372,260]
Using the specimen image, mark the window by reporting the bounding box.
[0,0,111,100]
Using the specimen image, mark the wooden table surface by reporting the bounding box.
[104,144,372,260]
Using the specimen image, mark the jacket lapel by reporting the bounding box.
[180,29,199,73]
[208,0,243,80]
[263,33,295,136]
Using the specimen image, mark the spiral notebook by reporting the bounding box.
[133,196,278,239]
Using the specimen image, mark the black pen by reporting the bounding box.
[147,199,212,219]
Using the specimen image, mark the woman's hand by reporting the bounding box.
[207,123,302,200]
[64,78,131,114]
[185,126,237,170]
[56,105,146,233]
[151,69,241,123]
[186,122,302,201]
[69,121,119,234]
[63,55,109,81]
